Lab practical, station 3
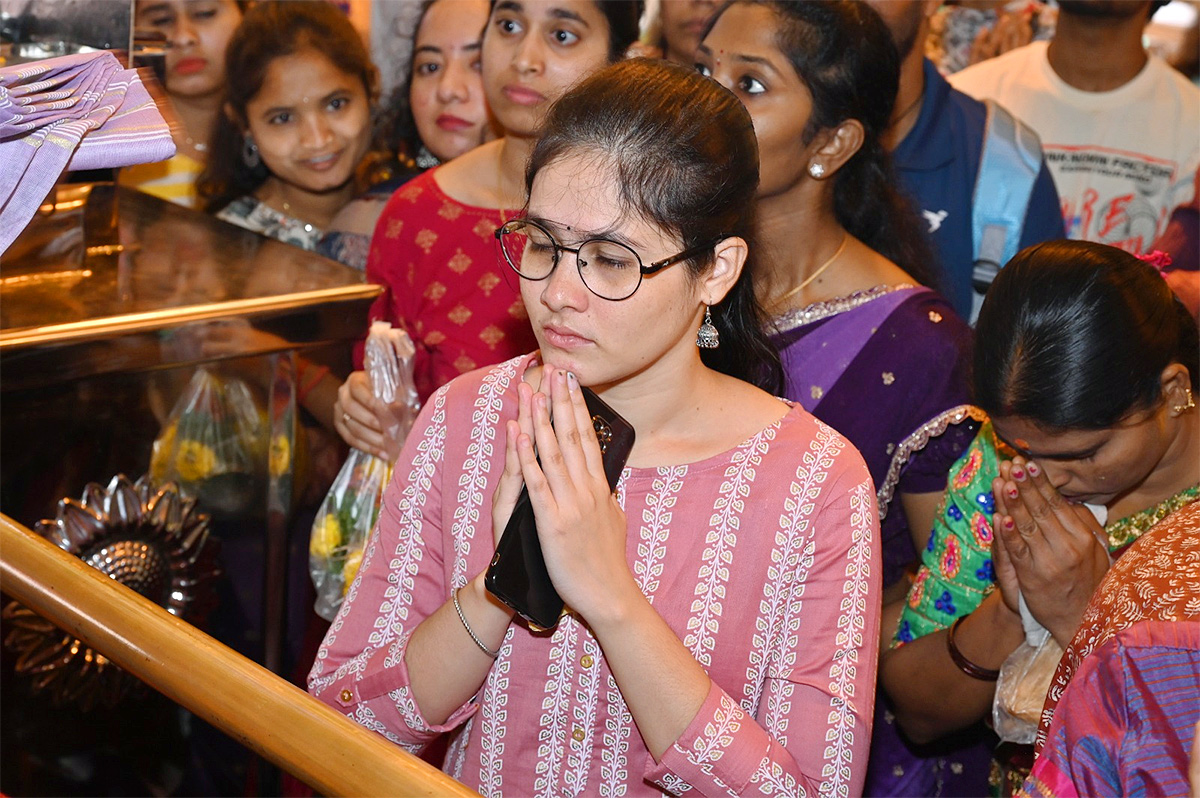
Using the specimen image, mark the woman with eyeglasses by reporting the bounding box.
[333,0,640,461]
[310,58,882,796]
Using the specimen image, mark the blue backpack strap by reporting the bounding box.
[970,100,1044,322]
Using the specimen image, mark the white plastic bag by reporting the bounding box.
[308,323,419,620]
[992,503,1110,743]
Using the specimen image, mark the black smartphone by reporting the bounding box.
[484,386,635,630]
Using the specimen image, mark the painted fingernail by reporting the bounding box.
[566,372,578,392]
[1011,467,1025,481]
[1008,486,1019,499]
[1027,461,1040,477]
[1004,516,1015,530]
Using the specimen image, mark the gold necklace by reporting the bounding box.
[767,233,850,312]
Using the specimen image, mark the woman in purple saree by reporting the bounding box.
[701,2,984,795]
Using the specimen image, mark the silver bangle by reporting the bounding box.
[452,587,498,659]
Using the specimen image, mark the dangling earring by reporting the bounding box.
[808,162,826,179]
[242,135,260,169]
[1173,386,1196,414]
[696,306,720,349]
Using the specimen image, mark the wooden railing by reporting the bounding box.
[0,514,479,798]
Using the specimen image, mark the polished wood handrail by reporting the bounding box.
[0,514,479,798]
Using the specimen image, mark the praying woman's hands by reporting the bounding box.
[991,456,1111,646]
[514,366,638,624]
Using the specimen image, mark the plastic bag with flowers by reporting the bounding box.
[149,367,267,516]
[310,322,419,620]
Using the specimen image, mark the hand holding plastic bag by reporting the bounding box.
[309,323,419,620]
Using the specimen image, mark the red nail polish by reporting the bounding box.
[1004,517,1015,530]
[1027,462,1040,477]
[1008,486,1018,499]
[1012,467,1025,481]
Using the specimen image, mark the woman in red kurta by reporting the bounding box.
[310,60,883,796]
[335,0,641,456]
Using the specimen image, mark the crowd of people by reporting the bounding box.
[124,0,1199,795]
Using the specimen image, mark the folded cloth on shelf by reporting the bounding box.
[0,51,175,253]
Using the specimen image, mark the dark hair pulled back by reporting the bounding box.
[974,240,1199,429]
[715,0,937,288]
[197,1,379,213]
[527,57,782,392]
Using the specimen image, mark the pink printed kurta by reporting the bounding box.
[309,355,882,797]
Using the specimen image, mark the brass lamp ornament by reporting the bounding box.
[2,475,220,711]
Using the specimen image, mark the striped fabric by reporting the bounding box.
[0,52,175,252]
[1020,620,1200,798]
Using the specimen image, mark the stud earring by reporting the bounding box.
[242,135,260,169]
[696,306,719,349]
[808,162,826,179]
[1173,386,1196,414]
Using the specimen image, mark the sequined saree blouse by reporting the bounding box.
[309,354,882,797]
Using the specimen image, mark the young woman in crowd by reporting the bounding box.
[122,0,244,207]
[883,241,1199,795]
[310,57,881,796]
[633,0,719,64]
[196,1,378,253]
[334,0,640,457]
[697,6,979,794]
[318,0,494,269]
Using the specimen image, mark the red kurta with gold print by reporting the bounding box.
[364,168,537,402]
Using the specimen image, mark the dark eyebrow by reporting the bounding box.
[528,215,642,250]
[413,44,444,57]
[695,43,782,76]
[496,0,523,13]
[548,7,589,26]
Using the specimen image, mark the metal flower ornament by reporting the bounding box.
[2,475,221,710]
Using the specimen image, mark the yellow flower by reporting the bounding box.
[268,434,291,478]
[175,440,217,482]
[342,548,363,594]
[310,514,341,558]
[150,423,178,482]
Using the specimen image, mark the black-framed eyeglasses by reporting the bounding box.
[494,218,724,301]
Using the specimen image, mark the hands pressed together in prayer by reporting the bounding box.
[991,456,1111,646]
[491,365,638,624]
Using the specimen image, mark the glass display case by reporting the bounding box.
[0,183,379,794]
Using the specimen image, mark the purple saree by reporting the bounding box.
[771,284,989,798]
[771,285,976,587]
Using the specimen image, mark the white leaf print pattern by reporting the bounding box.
[820,477,875,798]
[685,427,775,665]
[636,466,686,598]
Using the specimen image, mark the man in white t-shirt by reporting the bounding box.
[950,1,1199,255]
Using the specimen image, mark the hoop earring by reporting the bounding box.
[242,135,260,169]
[1173,386,1196,414]
[808,163,826,179]
[696,306,719,349]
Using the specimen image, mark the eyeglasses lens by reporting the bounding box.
[577,239,641,300]
[501,220,646,300]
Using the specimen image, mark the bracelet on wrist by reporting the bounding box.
[947,614,1001,681]
[452,587,499,659]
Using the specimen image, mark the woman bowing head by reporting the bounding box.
[310,59,883,796]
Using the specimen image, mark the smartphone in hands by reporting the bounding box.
[484,387,635,630]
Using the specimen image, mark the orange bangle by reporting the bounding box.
[296,363,330,405]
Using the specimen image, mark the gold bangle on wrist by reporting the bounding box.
[946,615,1000,681]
